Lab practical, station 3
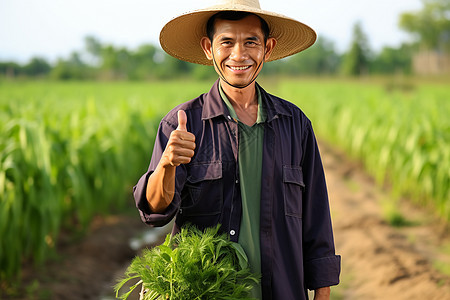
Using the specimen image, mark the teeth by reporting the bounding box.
[229,66,250,70]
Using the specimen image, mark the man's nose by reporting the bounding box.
[230,43,247,61]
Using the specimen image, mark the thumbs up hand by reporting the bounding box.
[162,110,196,167]
[176,109,188,131]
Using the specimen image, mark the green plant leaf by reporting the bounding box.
[230,242,249,270]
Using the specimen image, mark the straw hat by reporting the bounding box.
[159,0,317,65]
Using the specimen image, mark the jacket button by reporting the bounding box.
[235,179,239,184]
[230,230,236,236]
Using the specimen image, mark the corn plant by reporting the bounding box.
[0,80,210,282]
[277,78,450,221]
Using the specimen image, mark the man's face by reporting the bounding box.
[201,15,276,88]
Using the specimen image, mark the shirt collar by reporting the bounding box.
[201,79,292,122]
[218,81,266,124]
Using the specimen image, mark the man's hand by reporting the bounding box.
[161,110,196,167]
[314,287,330,300]
[146,110,196,213]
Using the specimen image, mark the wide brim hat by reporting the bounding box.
[159,0,317,66]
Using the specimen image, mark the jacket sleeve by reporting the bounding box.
[132,118,187,227]
[301,120,341,290]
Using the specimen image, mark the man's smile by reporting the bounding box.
[227,65,251,71]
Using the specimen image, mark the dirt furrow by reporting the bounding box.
[321,142,450,300]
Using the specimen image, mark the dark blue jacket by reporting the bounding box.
[133,80,341,299]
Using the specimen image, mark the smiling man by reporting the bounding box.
[201,13,275,91]
[133,1,341,299]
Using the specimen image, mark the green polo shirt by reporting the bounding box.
[219,83,265,299]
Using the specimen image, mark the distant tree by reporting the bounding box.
[152,54,194,79]
[51,59,73,80]
[0,61,23,78]
[260,58,284,76]
[285,36,340,75]
[260,35,340,76]
[371,44,415,74]
[129,44,158,80]
[191,64,217,80]
[84,35,103,65]
[23,57,51,77]
[51,51,91,80]
[341,21,371,76]
[114,47,132,78]
[99,45,129,79]
[399,0,450,51]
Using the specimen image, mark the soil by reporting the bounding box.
[320,142,450,299]
[2,141,450,300]
[0,213,171,300]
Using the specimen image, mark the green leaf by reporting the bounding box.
[230,242,249,270]
[161,253,171,263]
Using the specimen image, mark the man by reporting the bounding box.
[133,1,341,299]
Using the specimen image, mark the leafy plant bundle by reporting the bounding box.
[115,225,259,300]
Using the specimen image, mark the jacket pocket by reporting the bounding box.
[180,161,223,218]
[283,165,305,218]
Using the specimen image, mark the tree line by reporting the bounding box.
[1,0,448,80]
[0,31,414,80]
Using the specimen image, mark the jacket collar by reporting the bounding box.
[202,79,292,122]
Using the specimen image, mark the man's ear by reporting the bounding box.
[264,37,277,61]
[200,37,213,61]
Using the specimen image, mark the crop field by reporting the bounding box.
[275,78,450,221]
[0,78,449,282]
[0,80,211,281]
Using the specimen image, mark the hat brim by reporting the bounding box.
[159,6,317,66]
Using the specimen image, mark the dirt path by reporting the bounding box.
[3,143,450,300]
[320,142,450,299]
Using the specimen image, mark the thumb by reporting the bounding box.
[176,110,187,131]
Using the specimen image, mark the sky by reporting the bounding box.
[0,0,424,63]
